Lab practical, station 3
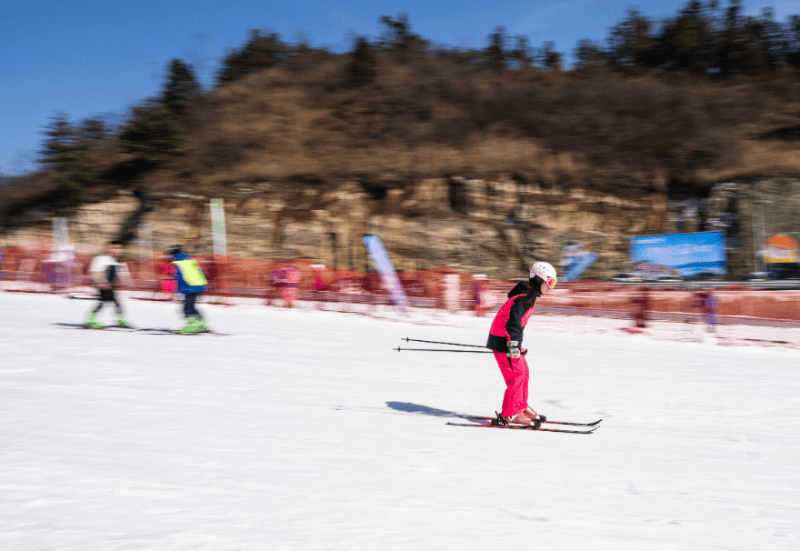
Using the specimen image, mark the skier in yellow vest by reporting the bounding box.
[167,245,210,333]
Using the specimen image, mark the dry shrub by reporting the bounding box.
[168,56,800,194]
[16,51,800,215]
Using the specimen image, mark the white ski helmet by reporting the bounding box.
[530,261,558,289]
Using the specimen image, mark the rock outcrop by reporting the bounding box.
[2,177,795,281]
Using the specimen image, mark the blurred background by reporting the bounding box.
[2,1,800,342]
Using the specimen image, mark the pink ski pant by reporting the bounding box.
[494,351,529,417]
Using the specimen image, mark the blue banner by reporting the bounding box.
[563,253,596,282]
[630,232,727,276]
[363,235,409,311]
[562,242,597,282]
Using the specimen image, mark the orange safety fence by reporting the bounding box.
[541,281,800,324]
[2,245,799,323]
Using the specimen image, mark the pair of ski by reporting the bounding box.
[112,326,229,336]
[146,327,229,336]
[83,324,139,332]
[63,323,228,336]
[447,413,602,434]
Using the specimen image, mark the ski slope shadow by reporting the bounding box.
[386,401,463,418]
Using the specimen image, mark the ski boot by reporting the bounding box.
[196,318,210,333]
[85,313,103,329]
[523,407,546,429]
[116,316,133,329]
[178,318,202,334]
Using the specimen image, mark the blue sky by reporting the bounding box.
[1,0,796,176]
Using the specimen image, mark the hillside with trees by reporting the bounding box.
[3,1,800,228]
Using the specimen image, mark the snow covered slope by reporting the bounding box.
[1,292,798,550]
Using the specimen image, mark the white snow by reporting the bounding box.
[1,291,799,551]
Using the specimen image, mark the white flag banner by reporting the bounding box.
[210,198,227,257]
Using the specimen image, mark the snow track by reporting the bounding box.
[1,292,798,550]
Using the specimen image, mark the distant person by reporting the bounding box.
[310,264,330,308]
[312,265,329,293]
[695,290,718,333]
[85,241,131,328]
[631,286,650,329]
[167,245,209,333]
[486,262,557,427]
[471,274,489,317]
[284,266,300,306]
[157,253,177,300]
[203,255,222,295]
[270,265,301,307]
[46,243,76,293]
[269,265,287,306]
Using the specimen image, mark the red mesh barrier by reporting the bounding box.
[2,246,799,322]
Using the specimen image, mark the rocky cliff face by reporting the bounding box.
[2,177,795,281]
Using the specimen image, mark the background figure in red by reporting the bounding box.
[311,264,329,294]
[472,274,489,317]
[157,253,176,300]
[362,273,381,305]
[271,265,300,307]
[631,286,650,329]
[203,256,220,295]
[283,266,300,306]
[695,290,718,332]
[270,266,287,306]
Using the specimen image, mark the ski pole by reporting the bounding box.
[403,337,487,349]
[395,347,494,353]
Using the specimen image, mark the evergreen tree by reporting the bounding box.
[79,117,107,146]
[653,0,716,74]
[786,15,800,70]
[120,104,182,164]
[606,8,654,71]
[716,0,748,75]
[40,113,75,169]
[716,1,784,76]
[538,42,563,71]
[217,30,287,85]
[348,36,378,87]
[573,39,606,68]
[510,35,534,69]
[162,58,200,117]
[745,8,785,72]
[378,14,427,61]
[39,113,99,204]
[486,27,507,71]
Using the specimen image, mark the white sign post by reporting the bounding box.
[210,198,227,257]
[52,217,68,247]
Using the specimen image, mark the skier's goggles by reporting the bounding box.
[544,277,557,290]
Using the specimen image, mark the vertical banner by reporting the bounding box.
[443,273,460,312]
[210,198,227,257]
[138,224,153,257]
[52,217,68,247]
[51,217,73,289]
[363,235,409,312]
[561,241,596,282]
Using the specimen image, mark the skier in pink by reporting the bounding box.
[486,262,557,427]
[272,265,301,307]
[283,266,301,306]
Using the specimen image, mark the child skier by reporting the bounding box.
[167,245,210,333]
[85,241,131,328]
[486,261,557,427]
